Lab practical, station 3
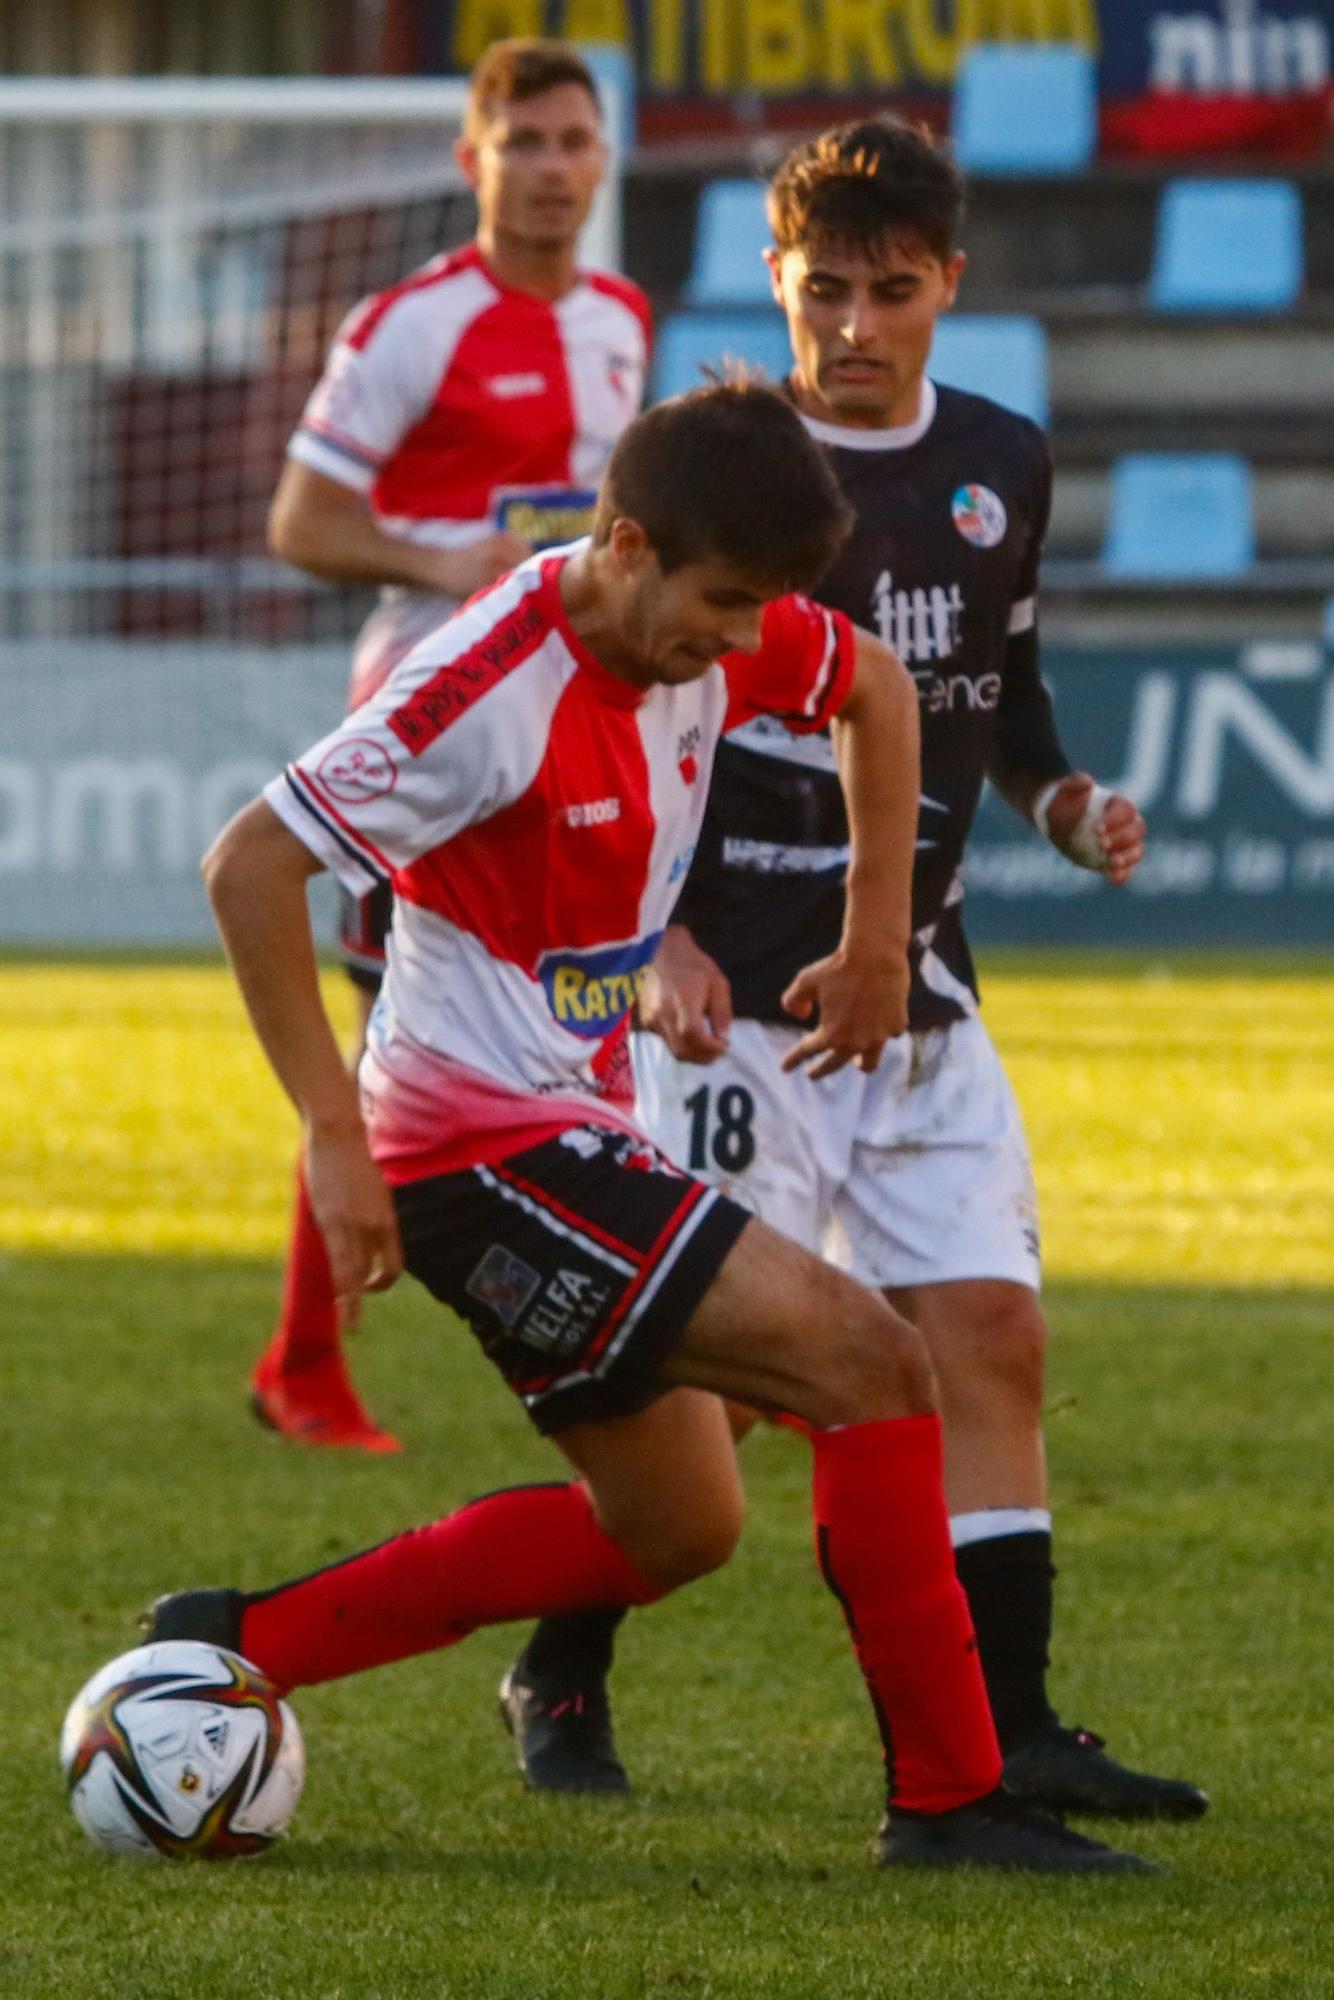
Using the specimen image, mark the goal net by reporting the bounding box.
[0,78,622,943]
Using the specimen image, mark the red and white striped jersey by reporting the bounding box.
[264,548,853,1179]
[289,243,650,706]
[290,242,649,544]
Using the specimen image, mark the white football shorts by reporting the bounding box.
[632,1012,1041,1293]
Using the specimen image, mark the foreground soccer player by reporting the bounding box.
[152,385,1154,1873]
[504,120,1207,1825]
[253,38,649,1449]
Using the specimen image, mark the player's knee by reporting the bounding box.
[943,1287,1047,1421]
[805,1277,936,1426]
[634,1496,745,1591]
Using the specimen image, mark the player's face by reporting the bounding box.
[770,237,965,428]
[609,528,773,685]
[459,85,606,253]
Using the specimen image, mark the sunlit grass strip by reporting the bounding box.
[4,961,1333,1284]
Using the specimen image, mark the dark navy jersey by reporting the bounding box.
[676,380,1069,1029]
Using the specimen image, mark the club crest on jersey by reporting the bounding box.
[951,484,1008,549]
[315,736,397,803]
[539,935,662,1039]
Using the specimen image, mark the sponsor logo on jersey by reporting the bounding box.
[873,571,964,664]
[315,736,397,803]
[466,1243,542,1327]
[559,796,621,828]
[952,484,1008,549]
[912,668,1003,715]
[538,934,662,1039]
[487,371,548,399]
[494,485,597,551]
[668,841,697,885]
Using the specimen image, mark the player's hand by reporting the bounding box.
[1042,771,1146,886]
[638,925,733,1063]
[429,531,533,600]
[303,1121,403,1330]
[779,943,910,1079]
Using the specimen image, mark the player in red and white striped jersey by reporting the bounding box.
[165,383,1153,1871]
[253,39,650,1449]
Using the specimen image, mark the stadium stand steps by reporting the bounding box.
[621,160,1334,637]
[622,161,1334,302]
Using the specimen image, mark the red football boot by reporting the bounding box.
[250,1347,402,1454]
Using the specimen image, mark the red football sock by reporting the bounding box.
[240,1483,663,1691]
[811,1414,1002,1814]
[262,1163,340,1376]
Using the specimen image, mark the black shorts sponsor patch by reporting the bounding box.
[393,1123,750,1433]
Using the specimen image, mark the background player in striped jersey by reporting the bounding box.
[505,119,1208,1825]
[153,382,1154,1873]
[253,39,650,1449]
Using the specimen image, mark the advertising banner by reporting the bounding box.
[967,639,1334,946]
[2,636,1332,951]
[430,0,1333,154]
[0,642,347,948]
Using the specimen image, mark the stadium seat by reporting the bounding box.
[1102,454,1256,578]
[1150,179,1303,314]
[576,42,636,151]
[952,44,1097,175]
[928,315,1050,426]
[652,310,795,401]
[684,180,773,304]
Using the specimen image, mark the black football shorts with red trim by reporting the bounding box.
[337,881,393,994]
[392,1123,751,1433]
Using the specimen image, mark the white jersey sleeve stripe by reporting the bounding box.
[266,768,387,895]
[287,429,378,493]
[1008,595,1036,635]
[801,613,841,720]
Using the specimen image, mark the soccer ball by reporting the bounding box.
[60,1640,304,1858]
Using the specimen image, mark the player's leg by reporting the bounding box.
[649,1215,1156,1868]
[503,1022,839,1789]
[147,1122,1155,1869]
[249,887,399,1452]
[150,1390,741,1699]
[499,1387,742,1792]
[841,1018,1206,1822]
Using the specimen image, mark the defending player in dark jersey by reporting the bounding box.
[505,119,1208,1826]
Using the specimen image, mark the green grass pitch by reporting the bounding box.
[2,957,1332,1999]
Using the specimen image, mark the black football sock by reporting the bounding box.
[952,1517,1059,1755]
[515,1607,628,1694]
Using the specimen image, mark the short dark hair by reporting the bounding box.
[768,117,965,264]
[593,379,853,589]
[465,39,601,142]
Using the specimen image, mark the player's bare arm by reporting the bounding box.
[781,627,919,1077]
[202,799,403,1324]
[268,460,532,599]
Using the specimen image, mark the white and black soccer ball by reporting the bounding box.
[60,1640,304,1858]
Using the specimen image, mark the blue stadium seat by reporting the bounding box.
[928,315,1050,426]
[576,42,636,151]
[953,44,1097,175]
[684,180,773,304]
[1103,454,1256,578]
[652,311,794,401]
[1150,179,1303,314]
